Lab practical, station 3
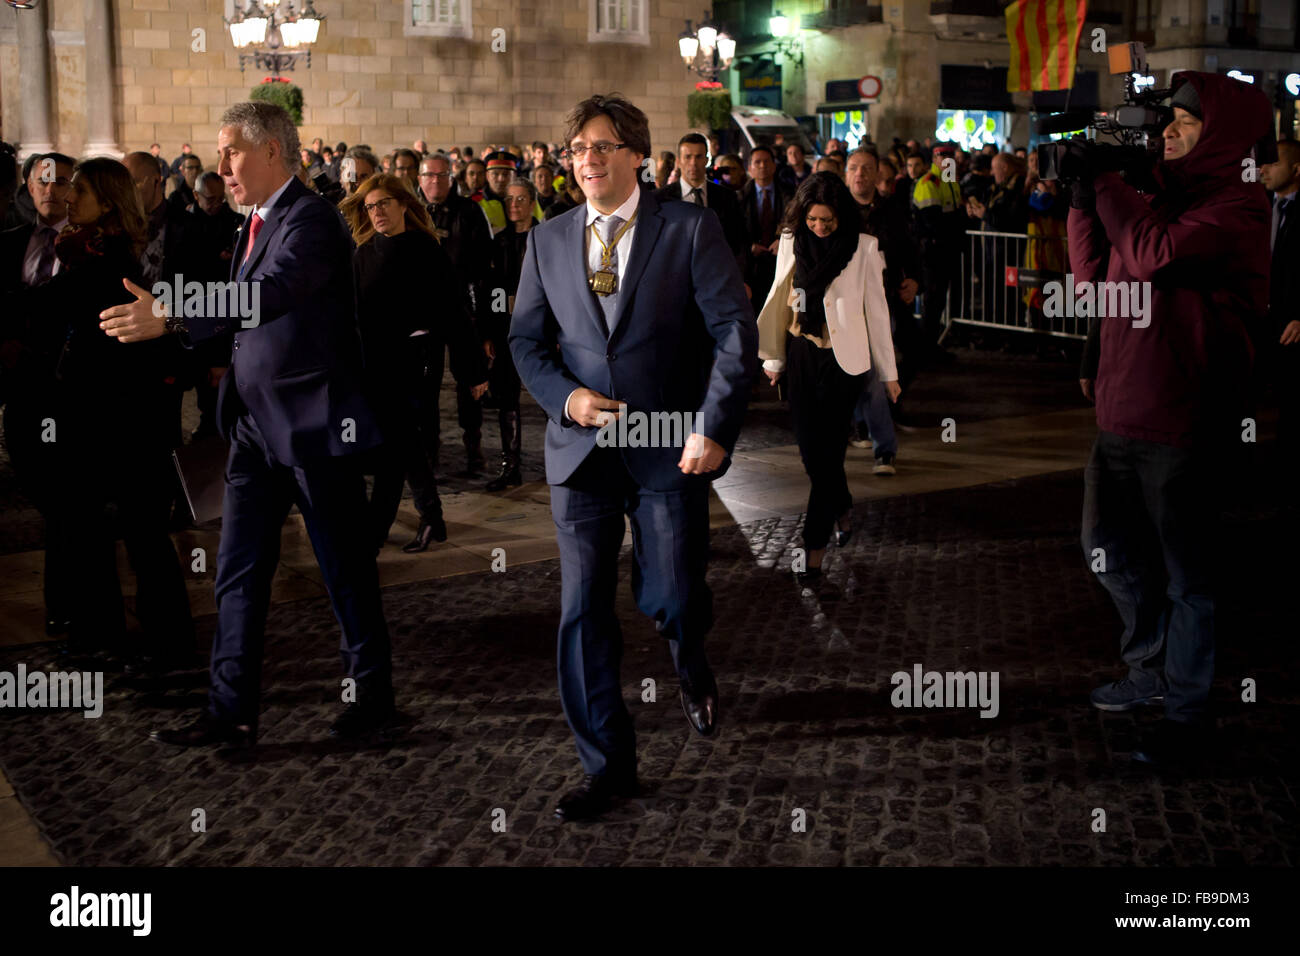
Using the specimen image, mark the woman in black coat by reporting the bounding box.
[2,157,193,660]
[342,173,488,552]
[480,176,538,491]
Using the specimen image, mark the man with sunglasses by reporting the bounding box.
[510,94,757,822]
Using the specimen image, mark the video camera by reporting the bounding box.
[1036,42,1171,187]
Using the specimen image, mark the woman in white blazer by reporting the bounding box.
[757,172,900,584]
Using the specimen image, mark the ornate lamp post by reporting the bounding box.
[227,0,325,77]
[768,10,804,67]
[677,11,735,83]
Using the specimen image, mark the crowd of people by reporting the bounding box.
[0,76,1296,787]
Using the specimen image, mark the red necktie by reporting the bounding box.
[242,213,263,265]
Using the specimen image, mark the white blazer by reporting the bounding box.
[757,231,898,381]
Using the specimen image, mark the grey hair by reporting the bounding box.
[344,146,381,170]
[196,170,224,192]
[219,101,300,175]
[508,176,537,202]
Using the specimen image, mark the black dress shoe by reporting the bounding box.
[328,701,399,737]
[484,465,522,492]
[680,679,719,737]
[45,618,71,637]
[402,518,447,553]
[124,649,200,677]
[152,712,255,748]
[554,772,638,822]
[1132,719,1207,768]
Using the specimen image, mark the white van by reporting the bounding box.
[714,106,817,161]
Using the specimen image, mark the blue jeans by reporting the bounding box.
[852,367,897,458]
[1081,431,1218,723]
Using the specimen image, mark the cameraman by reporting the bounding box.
[1070,73,1272,766]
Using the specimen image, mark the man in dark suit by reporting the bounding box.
[737,145,792,314]
[100,101,395,748]
[654,132,748,278]
[1263,137,1300,469]
[1,152,74,636]
[510,94,757,822]
[419,151,494,473]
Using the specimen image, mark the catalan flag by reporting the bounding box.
[1005,0,1088,92]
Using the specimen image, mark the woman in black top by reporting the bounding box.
[480,177,537,491]
[342,173,488,552]
[3,157,193,660]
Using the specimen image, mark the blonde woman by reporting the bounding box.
[341,173,487,551]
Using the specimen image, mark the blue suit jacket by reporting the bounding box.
[183,176,380,466]
[508,189,757,491]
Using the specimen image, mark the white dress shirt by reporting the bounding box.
[679,178,708,207]
[563,185,642,422]
[22,217,68,287]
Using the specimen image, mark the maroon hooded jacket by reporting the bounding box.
[1068,72,1272,448]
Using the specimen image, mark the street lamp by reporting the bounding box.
[678,11,735,82]
[768,10,803,67]
[227,0,325,76]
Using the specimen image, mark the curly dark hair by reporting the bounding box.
[778,170,861,237]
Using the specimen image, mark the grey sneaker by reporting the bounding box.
[1090,676,1166,712]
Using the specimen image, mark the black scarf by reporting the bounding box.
[792,225,858,337]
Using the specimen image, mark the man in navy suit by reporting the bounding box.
[100,101,395,747]
[509,94,758,822]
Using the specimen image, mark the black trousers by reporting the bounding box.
[53,439,193,650]
[785,333,866,551]
[370,400,443,539]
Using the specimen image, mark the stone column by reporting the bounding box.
[83,0,122,158]
[16,1,55,159]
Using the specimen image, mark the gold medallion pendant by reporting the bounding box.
[590,270,617,296]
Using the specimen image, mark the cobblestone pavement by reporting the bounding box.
[1,463,1295,867]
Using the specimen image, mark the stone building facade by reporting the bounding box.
[0,0,709,163]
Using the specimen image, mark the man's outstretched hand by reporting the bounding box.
[100,278,166,343]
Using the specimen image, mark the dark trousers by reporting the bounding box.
[55,444,193,649]
[370,396,443,539]
[786,333,866,551]
[1277,343,1300,473]
[550,445,714,777]
[921,251,953,344]
[1081,430,1217,723]
[208,415,392,730]
[3,398,71,622]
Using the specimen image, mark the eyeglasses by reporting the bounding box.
[569,142,628,159]
[503,195,532,205]
[419,171,450,179]
[364,197,398,213]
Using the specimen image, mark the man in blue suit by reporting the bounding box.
[509,94,758,821]
[99,101,395,747]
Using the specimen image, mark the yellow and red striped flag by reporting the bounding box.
[1005,0,1089,92]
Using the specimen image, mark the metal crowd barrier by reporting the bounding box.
[940,229,1086,341]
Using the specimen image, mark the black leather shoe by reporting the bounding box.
[45,618,72,637]
[485,465,522,492]
[554,772,638,822]
[680,679,719,737]
[124,649,199,677]
[402,518,447,552]
[1132,719,1207,768]
[152,712,255,748]
[328,700,398,737]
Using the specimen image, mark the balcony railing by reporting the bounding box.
[803,2,884,29]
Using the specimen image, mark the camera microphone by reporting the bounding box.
[1035,111,1095,136]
